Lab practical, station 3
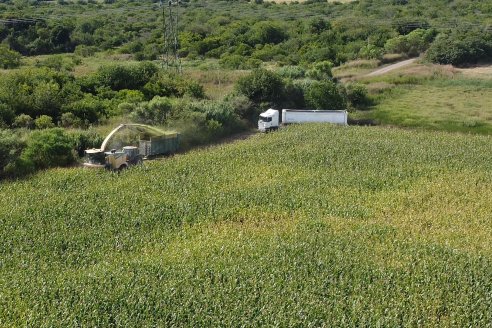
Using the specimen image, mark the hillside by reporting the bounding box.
[332,59,492,134]
[1,124,491,326]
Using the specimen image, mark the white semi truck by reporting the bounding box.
[258,109,280,132]
[258,109,348,132]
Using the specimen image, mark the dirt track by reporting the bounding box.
[366,58,417,77]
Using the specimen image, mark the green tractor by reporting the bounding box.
[84,124,179,170]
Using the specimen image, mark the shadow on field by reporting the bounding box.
[348,118,378,126]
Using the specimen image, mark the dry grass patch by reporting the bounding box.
[184,68,249,99]
[333,59,380,80]
[457,64,492,78]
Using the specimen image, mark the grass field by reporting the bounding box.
[1,124,491,326]
[370,79,492,133]
[333,59,381,80]
[352,62,492,134]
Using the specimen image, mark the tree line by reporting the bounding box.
[0,0,491,67]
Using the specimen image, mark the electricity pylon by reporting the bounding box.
[161,0,181,73]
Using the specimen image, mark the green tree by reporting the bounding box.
[308,18,331,34]
[60,112,83,128]
[0,45,21,69]
[0,103,15,126]
[32,82,62,117]
[235,68,284,104]
[0,129,26,177]
[306,61,333,80]
[131,96,172,125]
[34,115,56,129]
[21,128,75,170]
[94,62,158,91]
[345,83,371,109]
[305,81,346,110]
[62,95,106,123]
[425,29,492,66]
[247,21,288,45]
[385,28,436,57]
[13,114,34,129]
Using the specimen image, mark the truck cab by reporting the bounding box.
[258,109,279,132]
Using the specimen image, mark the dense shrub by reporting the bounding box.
[306,61,333,80]
[425,29,492,66]
[345,83,371,109]
[277,66,306,79]
[0,103,15,126]
[93,62,158,91]
[358,44,384,60]
[300,46,338,66]
[235,68,284,104]
[21,128,75,170]
[131,96,173,125]
[219,54,261,69]
[115,90,146,104]
[182,80,206,99]
[196,99,243,131]
[0,0,490,69]
[385,28,436,57]
[59,112,83,128]
[142,73,205,100]
[224,94,256,122]
[0,68,74,119]
[251,44,286,62]
[0,127,104,178]
[34,55,76,72]
[61,95,107,123]
[305,81,346,110]
[70,129,104,157]
[13,114,34,129]
[34,115,56,129]
[167,98,247,148]
[74,45,97,57]
[0,129,26,177]
[0,45,21,69]
[282,80,306,109]
[247,21,288,45]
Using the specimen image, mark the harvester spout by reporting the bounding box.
[100,124,126,152]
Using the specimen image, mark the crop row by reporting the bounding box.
[1,124,491,326]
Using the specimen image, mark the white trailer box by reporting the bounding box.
[282,110,348,125]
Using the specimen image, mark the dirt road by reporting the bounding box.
[366,58,417,77]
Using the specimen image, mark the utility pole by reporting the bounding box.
[161,0,182,74]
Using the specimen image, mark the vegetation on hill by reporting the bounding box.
[0,58,365,178]
[0,0,491,68]
[1,124,491,326]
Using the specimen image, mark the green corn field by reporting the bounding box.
[1,124,491,327]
